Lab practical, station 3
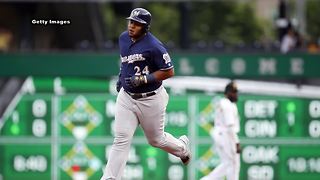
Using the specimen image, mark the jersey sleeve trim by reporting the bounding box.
[160,66,174,71]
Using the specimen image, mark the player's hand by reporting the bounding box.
[116,79,121,92]
[236,143,241,154]
[125,75,146,88]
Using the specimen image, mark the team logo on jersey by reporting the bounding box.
[163,53,171,64]
[121,53,145,63]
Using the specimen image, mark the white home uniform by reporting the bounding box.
[201,97,240,180]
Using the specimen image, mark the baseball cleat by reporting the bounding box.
[179,135,191,165]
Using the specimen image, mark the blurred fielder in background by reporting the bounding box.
[100,7,191,180]
[201,81,241,180]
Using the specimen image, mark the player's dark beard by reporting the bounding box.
[131,30,146,41]
[228,96,238,102]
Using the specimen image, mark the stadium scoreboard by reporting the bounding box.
[0,77,320,180]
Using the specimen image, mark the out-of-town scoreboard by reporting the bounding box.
[0,77,320,180]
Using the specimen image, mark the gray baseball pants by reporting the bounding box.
[100,86,186,180]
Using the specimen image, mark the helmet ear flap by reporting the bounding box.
[145,24,150,31]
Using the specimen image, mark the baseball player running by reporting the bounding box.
[201,81,241,180]
[100,8,191,180]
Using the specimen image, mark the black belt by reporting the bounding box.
[125,90,156,100]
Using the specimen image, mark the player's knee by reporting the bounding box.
[147,136,164,148]
[113,132,132,146]
[148,139,160,147]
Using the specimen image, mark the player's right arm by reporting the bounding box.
[116,73,122,92]
[124,68,174,88]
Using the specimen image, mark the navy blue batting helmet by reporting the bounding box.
[126,8,152,30]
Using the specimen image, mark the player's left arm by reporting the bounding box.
[222,101,241,153]
[148,48,174,82]
[152,68,174,81]
[227,124,240,154]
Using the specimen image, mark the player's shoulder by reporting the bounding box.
[119,31,129,40]
[119,31,131,47]
[146,32,167,52]
[220,97,229,103]
[146,33,163,46]
[220,98,232,107]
